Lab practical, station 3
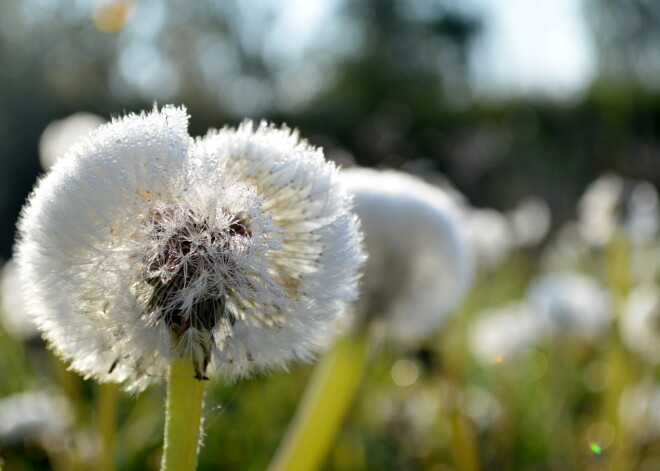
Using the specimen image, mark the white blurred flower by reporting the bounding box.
[16,105,364,389]
[540,221,590,272]
[370,380,500,456]
[620,284,660,364]
[619,381,660,444]
[369,380,452,458]
[460,385,503,431]
[465,208,514,269]
[527,272,611,341]
[0,259,39,340]
[0,390,73,445]
[507,196,551,247]
[38,112,105,171]
[340,168,473,346]
[627,181,660,244]
[578,173,660,247]
[468,301,542,366]
[577,174,621,246]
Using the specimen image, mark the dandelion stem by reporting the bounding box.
[53,357,86,471]
[267,333,369,471]
[450,411,480,471]
[97,382,119,471]
[603,236,634,471]
[161,356,206,471]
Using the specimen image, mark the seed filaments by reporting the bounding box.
[143,212,253,379]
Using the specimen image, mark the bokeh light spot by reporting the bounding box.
[586,421,616,453]
[391,359,419,387]
[519,349,548,382]
[93,0,135,33]
[582,360,612,393]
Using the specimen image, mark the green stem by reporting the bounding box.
[267,333,369,471]
[53,357,86,471]
[161,356,206,471]
[97,382,119,471]
[602,235,633,470]
[450,409,481,471]
[443,313,481,471]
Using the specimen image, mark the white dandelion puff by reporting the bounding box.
[577,173,622,247]
[620,284,660,364]
[578,173,660,247]
[618,381,660,444]
[1,259,40,341]
[527,272,611,341]
[339,168,473,346]
[15,105,364,389]
[0,389,73,446]
[465,207,514,269]
[467,301,543,366]
[506,196,551,248]
[540,221,591,272]
[369,380,449,456]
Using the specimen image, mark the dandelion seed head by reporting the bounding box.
[465,208,514,269]
[507,196,551,247]
[620,284,660,364]
[527,272,611,341]
[340,168,473,346]
[0,390,73,446]
[619,382,660,444]
[468,301,542,366]
[16,106,364,389]
[1,259,39,341]
[578,173,660,247]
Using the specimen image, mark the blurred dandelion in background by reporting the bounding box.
[468,301,542,366]
[464,208,514,270]
[38,112,106,171]
[0,390,73,448]
[578,173,660,249]
[341,168,473,345]
[0,259,38,342]
[269,168,474,471]
[620,284,660,365]
[618,381,660,445]
[527,272,611,342]
[506,196,551,248]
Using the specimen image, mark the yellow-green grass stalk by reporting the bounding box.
[267,332,369,471]
[97,382,119,471]
[161,356,206,471]
[548,338,578,466]
[53,357,87,471]
[601,235,634,471]
[450,410,481,471]
[442,313,481,471]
